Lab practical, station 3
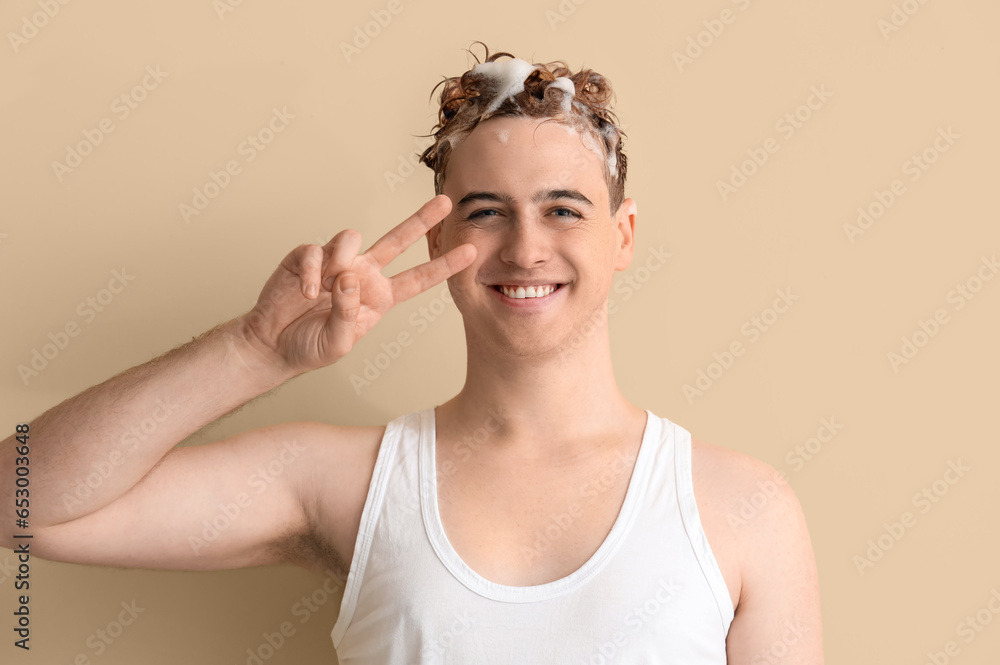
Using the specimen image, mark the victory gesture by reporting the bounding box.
[241,195,475,375]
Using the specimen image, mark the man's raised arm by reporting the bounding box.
[0,195,475,570]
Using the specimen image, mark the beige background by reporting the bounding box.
[2,0,998,663]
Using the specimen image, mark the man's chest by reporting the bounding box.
[435,426,652,586]
[436,452,633,587]
[432,435,742,608]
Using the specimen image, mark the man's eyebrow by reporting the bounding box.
[533,189,595,208]
[455,191,515,208]
[455,189,595,209]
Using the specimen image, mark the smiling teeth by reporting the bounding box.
[499,285,557,299]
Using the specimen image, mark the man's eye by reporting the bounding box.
[552,207,581,218]
[468,209,500,220]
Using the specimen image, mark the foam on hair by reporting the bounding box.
[418,42,628,214]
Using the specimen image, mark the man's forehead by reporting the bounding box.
[446,117,609,201]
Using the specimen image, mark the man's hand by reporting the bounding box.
[241,195,475,375]
[0,195,473,569]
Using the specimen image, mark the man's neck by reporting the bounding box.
[435,317,645,464]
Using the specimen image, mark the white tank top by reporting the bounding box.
[332,407,734,664]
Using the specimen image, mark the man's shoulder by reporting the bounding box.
[688,436,822,654]
[689,435,802,530]
[687,436,810,611]
[689,436,791,502]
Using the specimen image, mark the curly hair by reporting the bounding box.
[418,42,628,214]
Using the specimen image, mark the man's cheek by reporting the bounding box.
[448,275,476,301]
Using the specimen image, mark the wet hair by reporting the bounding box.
[418,42,628,214]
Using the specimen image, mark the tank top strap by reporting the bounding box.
[670,420,736,631]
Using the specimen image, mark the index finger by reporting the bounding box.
[364,195,452,268]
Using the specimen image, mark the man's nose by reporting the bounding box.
[498,218,551,269]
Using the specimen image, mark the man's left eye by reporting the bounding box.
[552,208,581,218]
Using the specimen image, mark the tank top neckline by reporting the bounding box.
[417,406,662,603]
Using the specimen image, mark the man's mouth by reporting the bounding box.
[491,284,562,299]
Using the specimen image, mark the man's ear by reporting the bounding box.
[426,219,443,260]
[613,198,637,271]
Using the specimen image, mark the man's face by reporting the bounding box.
[427,115,636,357]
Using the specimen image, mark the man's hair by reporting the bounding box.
[419,42,628,214]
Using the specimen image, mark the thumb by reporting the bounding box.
[325,272,360,361]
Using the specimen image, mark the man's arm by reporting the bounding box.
[1,317,293,532]
[0,195,476,571]
[8,416,383,572]
[0,316,339,572]
[722,455,825,664]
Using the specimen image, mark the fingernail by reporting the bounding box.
[340,275,358,294]
[306,283,318,298]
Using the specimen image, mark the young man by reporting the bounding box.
[1,46,822,663]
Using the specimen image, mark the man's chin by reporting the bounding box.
[468,323,584,362]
